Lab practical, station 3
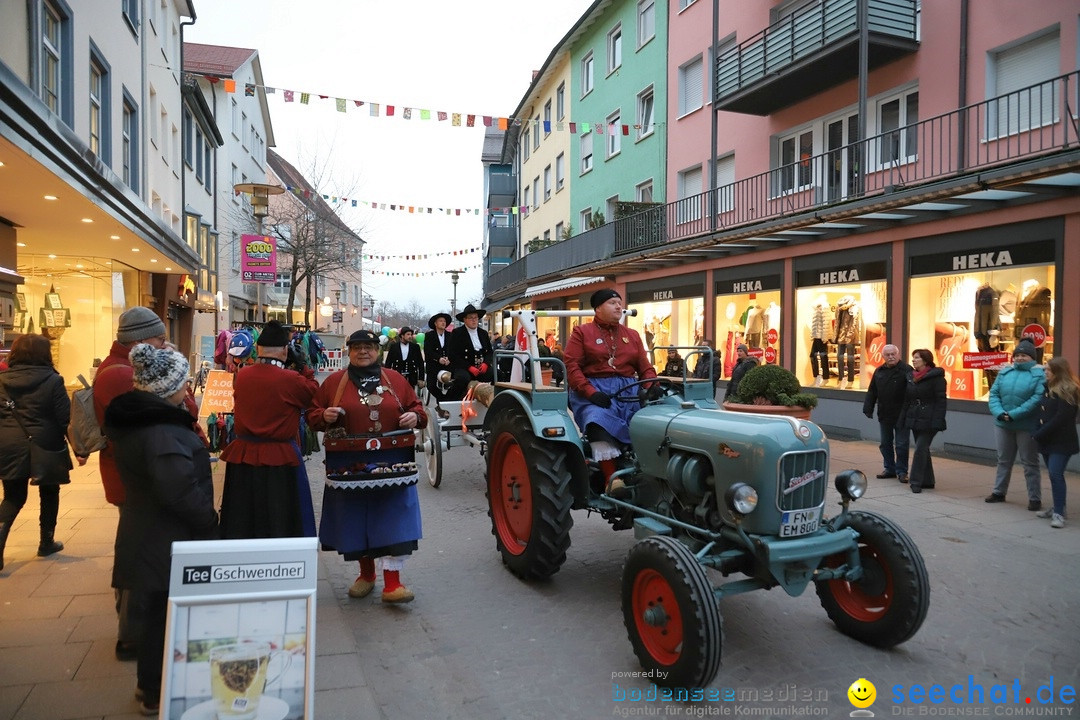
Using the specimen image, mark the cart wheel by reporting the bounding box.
[622,536,723,689]
[486,405,573,579]
[421,407,443,488]
[815,510,929,648]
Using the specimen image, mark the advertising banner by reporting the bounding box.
[163,538,318,719]
[241,234,277,284]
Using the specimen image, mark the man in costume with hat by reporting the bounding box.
[564,288,658,497]
[447,303,494,400]
[384,326,424,390]
[424,312,453,401]
[219,320,319,539]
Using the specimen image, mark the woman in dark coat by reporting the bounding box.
[900,349,947,494]
[0,333,71,570]
[105,344,218,714]
[1031,357,1079,528]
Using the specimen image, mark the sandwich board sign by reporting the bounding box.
[162,538,317,719]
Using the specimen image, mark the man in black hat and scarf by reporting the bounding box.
[384,326,424,390]
[447,304,493,400]
[424,312,454,401]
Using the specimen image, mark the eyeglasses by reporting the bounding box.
[349,345,378,353]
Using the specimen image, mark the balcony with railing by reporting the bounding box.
[483,70,1079,300]
[715,0,919,115]
[487,165,516,208]
[488,225,518,255]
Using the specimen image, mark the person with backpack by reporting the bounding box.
[91,307,201,661]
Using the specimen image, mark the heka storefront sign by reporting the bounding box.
[241,234,277,283]
[909,238,1055,276]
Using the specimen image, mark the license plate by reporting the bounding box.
[780,508,821,537]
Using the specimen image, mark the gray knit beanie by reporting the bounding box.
[130,344,189,399]
[117,306,166,344]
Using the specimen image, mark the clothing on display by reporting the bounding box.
[743,304,764,348]
[974,283,1002,352]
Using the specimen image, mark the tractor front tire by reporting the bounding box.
[622,536,723,689]
[815,510,929,648]
[486,407,574,580]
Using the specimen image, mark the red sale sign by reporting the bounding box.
[766,329,778,345]
[764,346,777,364]
[747,347,765,359]
[1020,324,1046,347]
[963,352,1010,370]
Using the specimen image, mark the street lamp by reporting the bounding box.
[446,269,465,317]
[234,181,284,323]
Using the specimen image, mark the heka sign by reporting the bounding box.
[953,251,1012,270]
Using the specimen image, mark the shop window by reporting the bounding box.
[794,277,887,391]
[908,260,1055,402]
[627,297,705,369]
[716,290,782,378]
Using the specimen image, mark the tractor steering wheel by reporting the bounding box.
[611,377,677,406]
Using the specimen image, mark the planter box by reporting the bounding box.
[722,401,812,420]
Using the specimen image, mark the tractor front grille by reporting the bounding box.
[776,449,828,512]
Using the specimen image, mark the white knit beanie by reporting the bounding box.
[130,344,189,399]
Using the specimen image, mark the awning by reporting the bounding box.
[524,276,605,297]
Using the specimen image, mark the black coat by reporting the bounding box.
[0,365,71,482]
[1031,392,1079,456]
[863,360,913,423]
[105,391,218,593]
[423,330,451,384]
[384,340,424,387]
[724,357,758,400]
[900,367,947,433]
[448,325,493,373]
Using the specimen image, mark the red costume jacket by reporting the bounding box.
[307,366,426,435]
[93,340,199,505]
[564,319,656,401]
[220,361,318,467]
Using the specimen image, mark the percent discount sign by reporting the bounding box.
[1020,324,1046,347]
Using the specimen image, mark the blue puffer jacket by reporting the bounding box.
[988,360,1046,432]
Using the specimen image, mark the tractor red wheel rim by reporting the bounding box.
[490,433,532,556]
[827,544,894,622]
[631,569,683,666]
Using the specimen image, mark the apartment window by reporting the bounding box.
[198,224,212,292]
[274,273,292,291]
[533,116,540,150]
[194,128,204,181]
[41,0,71,123]
[555,222,565,240]
[636,180,654,203]
[543,165,552,201]
[544,101,552,135]
[231,164,239,202]
[207,231,218,295]
[607,111,621,157]
[679,0,697,8]
[777,129,814,193]
[878,89,919,165]
[203,142,212,192]
[543,230,551,244]
[990,31,1059,137]
[608,25,623,73]
[678,56,703,116]
[121,0,139,32]
[580,208,593,230]
[88,51,110,159]
[676,166,703,223]
[716,153,735,212]
[231,98,239,137]
[522,128,531,161]
[581,52,594,96]
[637,87,655,139]
[580,132,593,173]
[638,0,656,46]
[121,93,138,189]
[523,186,530,212]
[183,109,193,166]
[159,106,168,159]
[556,83,565,120]
[532,177,539,209]
[241,112,248,149]
[555,153,565,190]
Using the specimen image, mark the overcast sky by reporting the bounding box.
[187,0,594,314]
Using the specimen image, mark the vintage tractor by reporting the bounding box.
[484,310,929,689]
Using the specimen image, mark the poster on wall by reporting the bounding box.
[241,234,278,284]
[936,321,974,400]
[163,538,318,720]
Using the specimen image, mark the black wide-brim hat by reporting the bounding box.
[455,304,485,322]
[346,329,380,346]
[428,312,452,329]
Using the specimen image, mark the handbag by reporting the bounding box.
[0,379,72,486]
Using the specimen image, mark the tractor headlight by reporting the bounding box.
[724,482,758,515]
[834,469,867,500]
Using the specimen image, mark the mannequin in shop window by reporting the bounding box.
[764,302,780,336]
[809,296,831,387]
[834,296,861,390]
[974,283,1003,387]
[742,302,765,349]
[1015,279,1052,363]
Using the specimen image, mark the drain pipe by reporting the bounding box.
[957,0,969,171]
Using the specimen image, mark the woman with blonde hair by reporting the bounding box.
[1032,357,1079,528]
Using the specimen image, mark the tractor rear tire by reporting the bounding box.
[622,536,723,689]
[486,407,573,580]
[815,510,929,648]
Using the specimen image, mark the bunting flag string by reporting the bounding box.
[363,247,480,261]
[366,263,482,277]
[197,75,659,136]
[281,184,544,218]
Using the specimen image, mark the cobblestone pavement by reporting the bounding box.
[1,422,1077,719]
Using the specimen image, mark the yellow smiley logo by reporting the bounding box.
[848,678,877,709]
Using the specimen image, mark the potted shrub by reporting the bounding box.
[722,363,818,420]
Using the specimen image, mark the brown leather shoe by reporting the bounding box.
[348,577,375,598]
[382,586,415,603]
